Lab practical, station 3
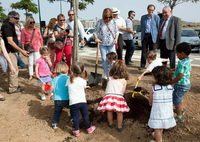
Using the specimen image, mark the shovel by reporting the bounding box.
[38,77,51,91]
[132,79,142,98]
[88,42,102,87]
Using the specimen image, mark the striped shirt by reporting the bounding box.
[123,18,133,40]
[174,58,191,85]
[15,25,21,42]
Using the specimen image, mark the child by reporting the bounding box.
[106,52,117,70]
[0,34,16,101]
[148,66,176,142]
[35,47,52,100]
[66,62,96,136]
[97,61,130,132]
[48,62,69,129]
[171,42,191,122]
[138,51,168,80]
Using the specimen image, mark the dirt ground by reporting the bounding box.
[0,55,200,142]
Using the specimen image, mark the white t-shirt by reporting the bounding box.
[66,77,87,106]
[147,58,163,72]
[115,16,126,34]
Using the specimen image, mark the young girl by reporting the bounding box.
[106,52,117,70]
[66,62,96,137]
[97,61,130,132]
[148,66,176,142]
[48,62,69,129]
[35,47,52,100]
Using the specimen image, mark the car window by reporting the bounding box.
[84,29,88,32]
[133,25,141,32]
[181,30,197,37]
[87,29,94,34]
[195,30,200,36]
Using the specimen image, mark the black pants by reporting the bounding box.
[159,39,176,69]
[116,34,123,60]
[140,33,155,68]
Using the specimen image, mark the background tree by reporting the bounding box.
[0,2,7,21]
[47,0,94,10]
[10,0,38,19]
[157,0,199,11]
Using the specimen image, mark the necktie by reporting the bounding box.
[159,20,166,38]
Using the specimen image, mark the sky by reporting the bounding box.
[1,0,200,23]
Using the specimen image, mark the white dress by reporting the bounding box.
[148,85,176,129]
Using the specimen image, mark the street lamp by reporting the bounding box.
[56,0,68,14]
[38,0,42,34]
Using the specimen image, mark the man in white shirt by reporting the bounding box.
[66,10,85,50]
[112,7,126,60]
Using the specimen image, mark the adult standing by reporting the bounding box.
[139,4,160,70]
[123,10,137,65]
[1,11,29,94]
[21,17,43,81]
[43,18,57,70]
[53,14,73,75]
[112,7,126,60]
[156,6,181,70]
[93,8,119,80]
[66,10,85,50]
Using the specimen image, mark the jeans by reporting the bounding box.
[0,54,8,73]
[173,84,191,105]
[28,51,40,76]
[52,100,69,124]
[70,103,91,131]
[17,51,26,68]
[99,44,116,78]
[124,39,136,64]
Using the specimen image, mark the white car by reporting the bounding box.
[83,28,94,46]
[133,25,142,49]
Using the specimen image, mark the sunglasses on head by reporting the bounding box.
[30,21,35,24]
[105,16,112,19]
[59,19,65,22]
[14,17,20,20]
[69,14,74,16]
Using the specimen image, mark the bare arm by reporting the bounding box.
[171,73,183,84]
[7,37,29,57]
[149,87,153,106]
[126,28,136,34]
[35,63,40,79]
[122,80,127,94]
[48,85,54,100]
[138,69,150,80]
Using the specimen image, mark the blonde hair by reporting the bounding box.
[39,47,49,55]
[146,51,157,60]
[70,62,87,83]
[55,62,69,75]
[102,8,113,22]
[57,14,65,20]
[24,17,35,29]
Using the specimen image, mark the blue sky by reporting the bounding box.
[1,0,200,23]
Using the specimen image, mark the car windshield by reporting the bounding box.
[181,30,197,37]
[133,25,141,32]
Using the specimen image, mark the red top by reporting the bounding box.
[21,28,43,52]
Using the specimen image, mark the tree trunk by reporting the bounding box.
[72,0,79,63]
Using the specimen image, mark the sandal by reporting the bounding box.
[117,121,125,132]
[107,121,114,129]
[0,97,6,101]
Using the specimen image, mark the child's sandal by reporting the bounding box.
[107,121,114,129]
[117,121,125,132]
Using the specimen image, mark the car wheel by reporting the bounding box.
[84,38,87,46]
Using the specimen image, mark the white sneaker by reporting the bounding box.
[41,94,46,100]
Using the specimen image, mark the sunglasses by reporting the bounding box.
[14,17,20,20]
[59,19,65,22]
[30,21,35,24]
[132,14,135,16]
[105,16,112,19]
[69,14,74,16]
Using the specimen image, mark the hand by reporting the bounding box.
[113,39,117,44]
[132,31,136,35]
[81,40,84,46]
[48,33,53,38]
[10,66,16,74]
[45,55,50,61]
[48,95,53,100]
[21,50,29,57]
[95,38,101,43]
[137,76,141,81]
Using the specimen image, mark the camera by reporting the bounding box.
[65,29,69,34]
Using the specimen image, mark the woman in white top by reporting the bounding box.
[0,34,16,101]
[43,18,57,70]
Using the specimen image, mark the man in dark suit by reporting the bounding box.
[139,4,160,70]
[156,6,181,70]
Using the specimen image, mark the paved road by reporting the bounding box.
[79,46,200,67]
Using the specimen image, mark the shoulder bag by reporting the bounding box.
[106,23,118,50]
[24,29,35,53]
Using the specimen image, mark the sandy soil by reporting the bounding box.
[0,55,200,142]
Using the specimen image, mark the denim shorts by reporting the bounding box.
[173,84,191,105]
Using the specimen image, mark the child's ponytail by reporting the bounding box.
[70,62,87,82]
[70,74,74,84]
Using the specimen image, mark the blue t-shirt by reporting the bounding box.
[51,74,69,100]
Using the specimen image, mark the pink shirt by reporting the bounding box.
[36,57,52,77]
[21,28,43,52]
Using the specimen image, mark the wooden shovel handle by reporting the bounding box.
[96,42,100,64]
[38,77,45,84]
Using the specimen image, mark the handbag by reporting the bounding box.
[24,29,35,53]
[105,24,118,50]
[54,40,64,50]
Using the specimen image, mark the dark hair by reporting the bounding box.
[106,52,117,62]
[70,62,87,83]
[147,4,155,10]
[8,11,19,18]
[109,61,129,80]
[176,42,191,55]
[128,10,135,17]
[152,66,172,86]
[146,51,157,60]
